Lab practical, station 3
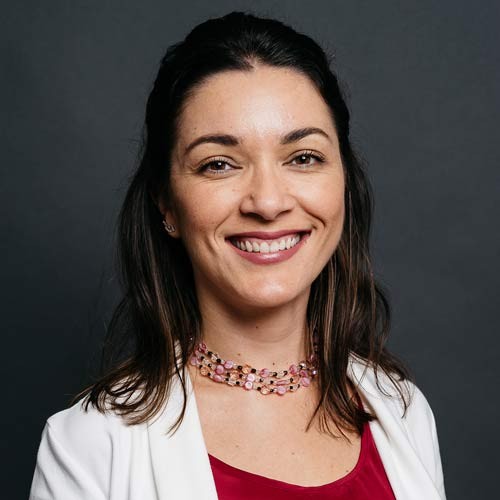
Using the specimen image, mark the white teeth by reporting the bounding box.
[233,234,303,253]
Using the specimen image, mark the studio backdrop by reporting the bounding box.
[2,1,499,499]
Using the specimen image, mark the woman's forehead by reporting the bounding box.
[175,66,335,148]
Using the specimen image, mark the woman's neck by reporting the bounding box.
[196,293,312,371]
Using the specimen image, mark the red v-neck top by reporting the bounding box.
[208,394,396,499]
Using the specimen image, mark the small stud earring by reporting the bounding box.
[162,219,176,233]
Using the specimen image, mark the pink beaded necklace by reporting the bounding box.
[189,336,319,396]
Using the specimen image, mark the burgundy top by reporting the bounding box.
[208,394,396,499]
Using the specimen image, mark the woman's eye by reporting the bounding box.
[199,152,324,175]
[289,152,325,168]
[199,159,234,175]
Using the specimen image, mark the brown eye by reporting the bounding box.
[199,159,235,175]
[290,152,325,168]
[295,154,314,165]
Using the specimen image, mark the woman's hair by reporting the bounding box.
[74,10,414,439]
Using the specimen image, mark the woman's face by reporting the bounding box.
[162,64,345,311]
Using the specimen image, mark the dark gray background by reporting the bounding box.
[2,1,498,498]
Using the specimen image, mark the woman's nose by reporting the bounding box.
[239,164,296,221]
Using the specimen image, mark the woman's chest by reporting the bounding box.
[195,388,362,487]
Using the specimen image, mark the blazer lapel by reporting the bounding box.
[146,367,218,500]
[348,355,443,500]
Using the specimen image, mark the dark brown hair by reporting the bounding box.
[73,11,414,439]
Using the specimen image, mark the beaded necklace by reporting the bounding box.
[189,337,319,396]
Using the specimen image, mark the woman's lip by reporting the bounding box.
[227,229,310,240]
[227,232,311,265]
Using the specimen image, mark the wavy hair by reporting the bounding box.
[73,11,414,439]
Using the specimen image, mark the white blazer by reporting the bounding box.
[29,352,446,499]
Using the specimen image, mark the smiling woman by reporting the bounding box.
[29,11,446,500]
[162,65,346,309]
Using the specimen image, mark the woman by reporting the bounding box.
[29,11,446,500]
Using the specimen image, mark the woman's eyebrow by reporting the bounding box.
[183,127,330,155]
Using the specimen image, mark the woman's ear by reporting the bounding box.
[155,193,180,239]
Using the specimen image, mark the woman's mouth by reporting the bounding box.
[226,231,311,264]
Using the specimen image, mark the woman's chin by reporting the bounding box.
[225,285,309,312]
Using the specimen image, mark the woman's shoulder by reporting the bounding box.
[348,351,442,467]
[348,352,445,497]
[30,398,125,499]
[30,385,169,499]
[41,373,188,451]
[40,395,138,478]
[45,395,129,444]
[348,351,437,425]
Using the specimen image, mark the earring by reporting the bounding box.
[162,219,176,233]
